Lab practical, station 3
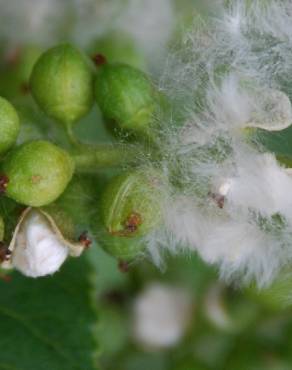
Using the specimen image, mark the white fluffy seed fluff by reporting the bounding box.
[132,283,192,349]
[12,210,69,278]
[143,0,292,288]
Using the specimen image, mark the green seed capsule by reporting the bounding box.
[30,44,94,125]
[101,170,164,238]
[94,63,157,135]
[0,97,20,155]
[2,140,74,207]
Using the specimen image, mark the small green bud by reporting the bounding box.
[30,44,94,125]
[101,170,164,238]
[2,140,74,207]
[90,32,145,70]
[94,63,157,135]
[0,97,20,154]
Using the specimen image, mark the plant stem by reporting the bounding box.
[72,143,138,171]
[64,120,154,171]
[65,122,80,147]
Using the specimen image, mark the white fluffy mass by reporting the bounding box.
[143,0,292,288]
[132,283,192,349]
[12,210,69,278]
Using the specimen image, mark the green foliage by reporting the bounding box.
[0,256,99,370]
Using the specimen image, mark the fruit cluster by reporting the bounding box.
[0,43,165,277]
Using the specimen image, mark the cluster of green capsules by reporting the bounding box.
[0,41,166,275]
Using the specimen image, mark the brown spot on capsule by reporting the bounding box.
[78,231,92,248]
[92,53,107,66]
[124,212,142,233]
[0,175,9,194]
[110,212,143,237]
[31,175,42,184]
[0,242,11,263]
[118,260,129,273]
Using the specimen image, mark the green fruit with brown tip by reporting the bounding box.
[2,140,74,207]
[0,97,20,155]
[30,44,94,125]
[101,170,164,238]
[94,63,157,135]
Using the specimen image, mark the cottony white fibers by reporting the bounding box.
[223,151,292,217]
[132,283,192,349]
[199,220,282,287]
[12,210,69,278]
[147,0,292,288]
[163,197,207,250]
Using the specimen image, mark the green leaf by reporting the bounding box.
[0,256,99,370]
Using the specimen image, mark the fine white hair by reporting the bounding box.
[144,0,292,288]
